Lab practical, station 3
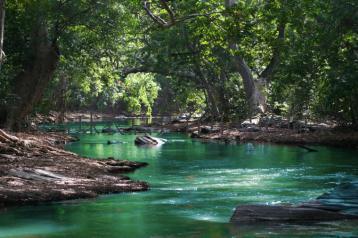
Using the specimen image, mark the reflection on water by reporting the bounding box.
[0,121,357,237]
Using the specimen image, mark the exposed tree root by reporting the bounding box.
[0,129,148,206]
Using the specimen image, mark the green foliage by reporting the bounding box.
[1,0,357,126]
[123,73,160,116]
[269,0,357,125]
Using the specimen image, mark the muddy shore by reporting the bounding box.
[0,129,148,206]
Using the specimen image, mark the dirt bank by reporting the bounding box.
[0,129,148,206]
[161,122,358,148]
[32,111,117,124]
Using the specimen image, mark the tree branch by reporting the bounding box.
[159,0,175,24]
[143,0,173,28]
[259,22,286,81]
[142,0,222,28]
[122,65,196,79]
[0,0,5,67]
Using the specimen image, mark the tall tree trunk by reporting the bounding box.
[57,73,67,123]
[218,70,231,119]
[231,48,267,113]
[6,22,59,131]
[193,61,220,119]
[225,0,267,115]
[0,0,5,68]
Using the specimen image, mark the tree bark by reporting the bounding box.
[57,73,67,123]
[6,22,59,131]
[0,0,5,68]
[225,0,267,114]
[191,59,221,119]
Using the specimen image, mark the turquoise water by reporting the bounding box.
[0,122,358,237]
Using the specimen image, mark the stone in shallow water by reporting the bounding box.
[230,205,358,223]
[316,181,358,215]
[231,181,358,223]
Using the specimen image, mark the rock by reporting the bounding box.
[316,181,358,215]
[107,140,124,145]
[239,126,261,132]
[122,126,153,133]
[231,181,358,224]
[106,166,135,173]
[135,135,166,146]
[230,205,358,223]
[200,126,220,134]
[101,128,117,134]
[191,132,200,138]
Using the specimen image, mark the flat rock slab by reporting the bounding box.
[230,205,358,223]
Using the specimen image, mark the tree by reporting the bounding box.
[1,0,129,130]
[0,0,5,68]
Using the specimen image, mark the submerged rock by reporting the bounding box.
[102,128,117,134]
[315,181,358,215]
[107,140,124,145]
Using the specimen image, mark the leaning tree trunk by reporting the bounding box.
[0,0,5,68]
[194,62,221,120]
[6,22,59,131]
[225,0,267,115]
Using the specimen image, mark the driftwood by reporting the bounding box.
[8,169,68,182]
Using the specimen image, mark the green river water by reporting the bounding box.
[0,121,357,237]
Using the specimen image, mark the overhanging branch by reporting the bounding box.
[259,22,286,81]
[142,0,222,28]
[122,65,196,79]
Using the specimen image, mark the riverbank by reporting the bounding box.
[159,121,358,149]
[0,129,148,206]
[32,111,117,124]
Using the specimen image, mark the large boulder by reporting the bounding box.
[134,135,166,146]
[231,182,358,224]
[230,205,357,223]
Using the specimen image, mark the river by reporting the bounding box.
[0,121,357,237]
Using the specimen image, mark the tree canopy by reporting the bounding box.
[0,0,357,129]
